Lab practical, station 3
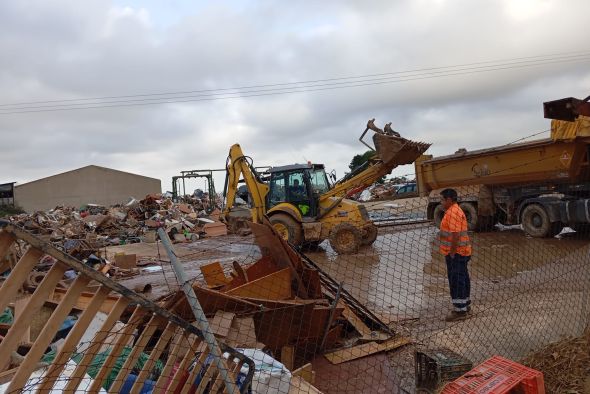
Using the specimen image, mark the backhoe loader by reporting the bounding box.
[222,120,430,253]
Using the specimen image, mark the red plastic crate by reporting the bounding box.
[441,355,545,394]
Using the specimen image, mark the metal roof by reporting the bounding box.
[269,163,325,173]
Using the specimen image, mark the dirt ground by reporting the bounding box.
[106,197,590,393]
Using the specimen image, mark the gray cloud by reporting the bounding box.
[1,0,589,193]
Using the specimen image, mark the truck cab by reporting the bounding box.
[267,163,331,218]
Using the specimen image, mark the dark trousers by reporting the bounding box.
[445,254,471,312]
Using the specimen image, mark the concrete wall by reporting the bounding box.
[14,165,161,212]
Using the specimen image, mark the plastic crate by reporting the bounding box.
[416,348,473,391]
[441,355,545,394]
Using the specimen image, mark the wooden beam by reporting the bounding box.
[227,268,292,300]
[323,336,412,364]
[109,315,162,393]
[7,274,91,393]
[153,331,188,394]
[130,322,175,394]
[0,248,43,314]
[0,232,15,262]
[37,286,111,392]
[88,307,147,393]
[64,297,129,392]
[179,347,208,394]
[0,260,66,372]
[167,335,203,393]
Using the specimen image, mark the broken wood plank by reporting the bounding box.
[281,345,295,370]
[292,363,315,385]
[226,317,258,348]
[114,253,137,269]
[227,267,292,300]
[0,248,43,315]
[7,274,91,393]
[0,261,67,372]
[14,296,31,345]
[289,375,324,394]
[200,261,230,287]
[209,311,236,338]
[37,286,111,392]
[51,287,119,314]
[323,336,412,364]
[153,330,187,394]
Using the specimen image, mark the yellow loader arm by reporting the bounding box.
[321,120,431,200]
[223,144,269,223]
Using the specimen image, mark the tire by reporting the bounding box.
[433,204,445,228]
[521,204,561,238]
[269,213,303,246]
[329,223,362,254]
[459,202,478,231]
[361,223,378,246]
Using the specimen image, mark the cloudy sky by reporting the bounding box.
[2,0,590,194]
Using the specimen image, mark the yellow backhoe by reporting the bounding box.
[222,120,430,253]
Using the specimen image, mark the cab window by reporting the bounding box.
[269,172,286,207]
[309,169,329,194]
[288,172,307,200]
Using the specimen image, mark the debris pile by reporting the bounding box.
[7,194,228,250]
[160,220,409,372]
[521,330,590,393]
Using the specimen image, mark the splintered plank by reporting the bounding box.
[323,336,412,364]
[227,267,292,300]
[289,375,324,394]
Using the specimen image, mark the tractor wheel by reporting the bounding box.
[459,202,478,231]
[329,223,362,254]
[269,213,303,246]
[433,204,445,228]
[521,204,561,238]
[361,223,378,246]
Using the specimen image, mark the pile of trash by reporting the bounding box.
[7,194,229,251]
[354,182,399,202]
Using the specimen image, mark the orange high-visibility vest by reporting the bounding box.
[440,203,472,256]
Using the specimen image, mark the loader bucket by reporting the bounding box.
[373,133,431,165]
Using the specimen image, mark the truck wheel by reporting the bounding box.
[269,213,303,246]
[361,223,378,246]
[433,204,445,228]
[521,204,561,238]
[329,223,362,254]
[459,202,478,231]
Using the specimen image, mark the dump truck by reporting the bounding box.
[416,95,590,237]
[223,120,430,253]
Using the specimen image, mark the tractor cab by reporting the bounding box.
[268,163,330,217]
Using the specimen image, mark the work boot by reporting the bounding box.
[444,310,469,322]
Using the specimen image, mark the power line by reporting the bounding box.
[2,50,590,108]
[1,51,589,115]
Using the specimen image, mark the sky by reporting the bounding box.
[1,0,590,195]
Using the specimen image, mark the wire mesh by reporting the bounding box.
[1,177,590,393]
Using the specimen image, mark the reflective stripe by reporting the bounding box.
[452,298,470,303]
[457,241,470,246]
[440,230,469,237]
[454,306,468,312]
[440,240,452,246]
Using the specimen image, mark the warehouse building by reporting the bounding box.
[14,165,161,212]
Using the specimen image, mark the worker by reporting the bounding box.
[439,188,472,322]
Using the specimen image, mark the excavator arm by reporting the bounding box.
[223,144,269,223]
[320,120,431,201]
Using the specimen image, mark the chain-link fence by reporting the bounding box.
[1,179,589,393]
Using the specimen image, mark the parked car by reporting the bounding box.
[395,183,418,198]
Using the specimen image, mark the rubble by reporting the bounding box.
[7,193,228,254]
